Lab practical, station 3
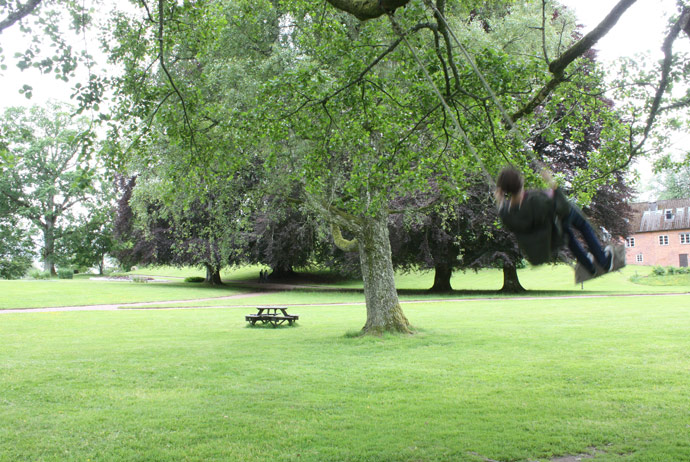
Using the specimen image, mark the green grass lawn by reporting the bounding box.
[116,264,690,310]
[3,264,688,311]
[0,279,252,310]
[2,295,690,461]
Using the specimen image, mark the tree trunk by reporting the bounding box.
[204,264,223,285]
[500,263,525,293]
[429,263,453,292]
[42,218,56,276]
[268,266,296,281]
[357,214,411,335]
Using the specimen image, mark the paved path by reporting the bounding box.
[0,291,267,314]
[2,289,688,314]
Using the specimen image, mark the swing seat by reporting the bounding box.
[574,244,626,284]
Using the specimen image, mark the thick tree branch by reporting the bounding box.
[0,0,42,34]
[139,0,156,23]
[430,0,462,97]
[509,0,637,124]
[634,7,690,153]
[1,189,32,215]
[548,0,636,76]
[324,0,410,21]
[303,193,364,235]
[157,0,195,148]
[509,75,566,123]
[580,3,690,191]
[540,0,549,64]
[660,97,690,113]
[322,22,434,105]
[331,223,359,251]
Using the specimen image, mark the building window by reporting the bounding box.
[666,209,674,220]
[625,237,635,248]
[681,233,690,244]
[636,254,644,263]
[659,235,669,246]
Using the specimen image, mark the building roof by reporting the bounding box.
[630,198,690,233]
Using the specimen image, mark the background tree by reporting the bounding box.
[0,103,99,275]
[247,191,335,281]
[113,174,243,285]
[0,216,35,279]
[647,164,690,200]
[389,176,525,293]
[59,204,115,274]
[389,200,461,293]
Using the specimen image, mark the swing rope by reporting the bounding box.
[385,11,495,185]
[424,0,553,178]
[423,0,517,132]
[386,3,555,187]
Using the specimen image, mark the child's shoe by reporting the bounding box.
[604,246,614,272]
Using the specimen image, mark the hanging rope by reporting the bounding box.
[385,11,495,184]
[417,1,559,179]
[423,0,517,131]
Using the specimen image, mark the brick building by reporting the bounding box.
[625,199,690,267]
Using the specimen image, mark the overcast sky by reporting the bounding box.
[561,0,678,62]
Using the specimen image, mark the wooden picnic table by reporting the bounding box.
[246,306,299,327]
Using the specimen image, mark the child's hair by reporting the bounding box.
[497,167,523,195]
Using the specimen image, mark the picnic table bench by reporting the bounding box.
[246,306,299,327]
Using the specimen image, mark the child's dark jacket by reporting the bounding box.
[498,188,571,265]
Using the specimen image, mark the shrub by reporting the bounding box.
[29,269,52,280]
[184,276,205,283]
[131,276,149,283]
[0,257,32,280]
[652,266,666,276]
[667,266,676,275]
[107,272,129,278]
[57,268,74,279]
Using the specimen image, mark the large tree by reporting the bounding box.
[0,103,99,274]
[103,0,683,335]
[113,172,245,285]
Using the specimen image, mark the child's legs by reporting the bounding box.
[566,208,608,267]
[564,225,596,273]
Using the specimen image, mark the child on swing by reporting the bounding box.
[495,166,614,281]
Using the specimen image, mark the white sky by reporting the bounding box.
[561,0,677,62]
[0,0,686,198]
[0,1,107,110]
